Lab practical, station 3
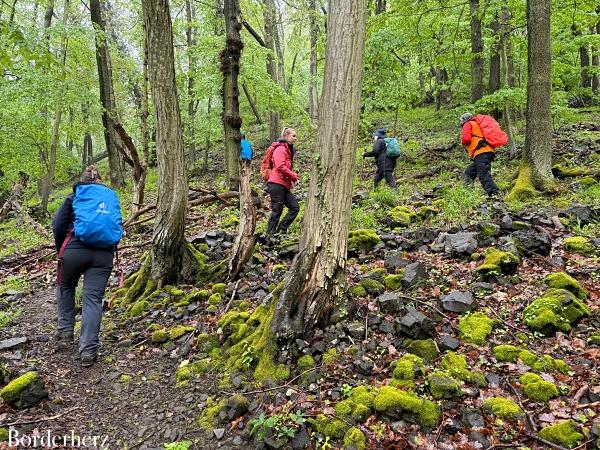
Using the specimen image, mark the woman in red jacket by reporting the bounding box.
[266,127,300,236]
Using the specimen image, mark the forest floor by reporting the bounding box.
[0,108,600,449]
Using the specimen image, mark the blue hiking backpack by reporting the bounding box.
[73,184,123,248]
[383,137,401,159]
[240,139,253,160]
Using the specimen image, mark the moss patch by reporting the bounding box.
[482,397,523,420]
[391,354,425,388]
[563,236,596,255]
[373,386,440,428]
[384,274,404,290]
[538,420,584,448]
[359,278,385,295]
[349,284,368,298]
[348,229,381,253]
[519,373,559,403]
[544,272,587,300]
[387,205,416,227]
[404,338,439,361]
[458,312,495,345]
[492,344,522,362]
[343,427,366,450]
[427,371,462,399]
[475,247,520,277]
[523,289,591,333]
[440,351,487,387]
[198,397,226,430]
[0,371,40,403]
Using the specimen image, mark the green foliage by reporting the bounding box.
[163,441,192,450]
[0,220,48,258]
[250,410,306,442]
[0,275,29,295]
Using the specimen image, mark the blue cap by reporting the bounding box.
[373,128,387,138]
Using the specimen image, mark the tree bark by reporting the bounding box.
[508,0,553,200]
[8,0,18,25]
[592,17,600,94]
[186,0,198,167]
[43,0,54,35]
[90,0,125,188]
[40,0,69,212]
[375,0,386,14]
[221,0,243,192]
[264,0,281,141]
[308,0,319,124]
[142,0,196,285]
[272,0,367,339]
[242,82,262,124]
[489,17,501,94]
[500,6,519,158]
[470,0,484,102]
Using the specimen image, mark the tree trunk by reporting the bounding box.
[90,0,125,188]
[40,0,69,212]
[264,0,281,141]
[500,6,519,158]
[8,0,18,25]
[308,0,319,124]
[272,0,367,339]
[83,133,93,168]
[489,17,501,94]
[186,0,197,167]
[221,0,242,192]
[43,0,53,34]
[375,0,386,14]
[579,42,591,89]
[470,0,484,102]
[592,18,600,94]
[142,0,196,285]
[508,0,553,200]
[242,82,262,124]
[203,98,212,173]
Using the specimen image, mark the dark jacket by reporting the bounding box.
[52,182,114,253]
[363,137,397,171]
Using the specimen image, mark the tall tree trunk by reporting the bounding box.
[308,0,319,124]
[470,0,484,102]
[507,0,553,200]
[40,0,69,212]
[90,0,125,188]
[8,0,18,25]
[186,0,197,167]
[272,0,367,339]
[489,17,501,94]
[221,0,242,191]
[375,0,386,14]
[579,43,591,89]
[593,16,600,94]
[500,6,518,158]
[264,0,281,141]
[83,133,93,168]
[242,82,262,124]
[43,0,53,34]
[142,0,196,284]
[203,98,212,173]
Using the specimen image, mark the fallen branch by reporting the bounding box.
[0,406,81,427]
[525,434,569,450]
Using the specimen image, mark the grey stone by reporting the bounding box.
[471,282,494,296]
[439,290,476,313]
[560,204,599,224]
[379,320,395,334]
[360,269,386,283]
[486,373,500,386]
[437,334,460,351]
[354,358,374,375]
[346,322,365,340]
[377,293,405,314]
[461,408,484,428]
[436,232,479,256]
[0,337,28,351]
[402,262,428,287]
[468,431,490,448]
[225,394,249,420]
[499,215,513,230]
[396,307,435,339]
[384,251,412,272]
[511,229,552,256]
[213,428,225,440]
[291,428,310,449]
[1,372,48,409]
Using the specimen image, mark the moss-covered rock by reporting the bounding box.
[129,299,148,317]
[387,205,416,227]
[458,312,495,345]
[348,229,381,253]
[517,350,571,374]
[0,371,48,409]
[384,274,404,290]
[198,397,226,430]
[392,353,425,386]
[405,338,439,361]
[482,397,523,420]
[297,355,315,371]
[428,371,462,399]
[169,325,195,340]
[208,293,222,306]
[322,348,339,365]
[373,386,440,427]
[440,352,488,387]
[272,264,287,277]
[349,284,368,298]
[492,344,521,362]
[563,236,596,255]
[545,272,587,300]
[343,427,366,450]
[311,414,348,438]
[475,248,520,277]
[523,289,591,333]
[151,328,169,344]
[538,420,584,448]
[359,278,385,295]
[211,283,227,295]
[519,373,559,403]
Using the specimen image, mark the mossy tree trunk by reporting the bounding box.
[308,0,319,124]
[142,0,197,286]
[509,0,553,200]
[221,0,242,191]
[272,0,367,340]
[470,0,484,102]
[500,6,519,159]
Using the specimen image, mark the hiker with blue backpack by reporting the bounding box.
[52,166,123,367]
[362,128,401,189]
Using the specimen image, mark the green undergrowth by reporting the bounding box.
[0,275,29,295]
[0,219,48,258]
[492,345,571,373]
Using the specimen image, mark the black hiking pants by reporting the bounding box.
[57,246,113,356]
[374,168,398,189]
[463,152,499,196]
[266,182,299,235]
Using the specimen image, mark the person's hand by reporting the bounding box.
[362,153,368,157]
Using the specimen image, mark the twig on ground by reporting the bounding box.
[0,406,81,427]
[223,280,240,314]
[572,384,589,406]
[526,433,569,450]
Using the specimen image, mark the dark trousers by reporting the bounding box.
[57,247,113,356]
[374,168,397,189]
[266,182,299,234]
[463,152,499,196]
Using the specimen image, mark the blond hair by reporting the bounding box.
[80,165,102,183]
[281,127,295,138]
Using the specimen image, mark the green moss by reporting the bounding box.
[198,397,226,430]
[169,325,195,340]
[523,289,591,333]
[298,355,316,371]
[519,373,558,403]
[348,229,381,252]
[322,348,339,365]
[272,264,287,276]
[151,329,168,344]
[564,236,596,255]
[475,248,520,277]
[311,415,348,438]
[458,312,495,345]
[349,284,368,298]
[208,293,222,306]
[388,205,416,227]
[405,338,439,361]
[417,206,438,219]
[129,300,148,317]
[343,427,366,450]
[384,274,404,290]
[359,278,385,295]
[480,222,500,237]
[352,386,375,408]
[439,351,487,386]
[0,427,8,441]
[211,283,227,295]
[482,397,523,420]
[506,162,538,202]
[373,386,440,427]
[351,403,371,422]
[167,286,185,297]
[392,354,425,382]
[493,344,522,362]
[428,371,462,399]
[545,272,587,300]
[118,374,133,383]
[335,399,354,419]
[0,371,39,402]
[191,289,210,301]
[539,420,584,448]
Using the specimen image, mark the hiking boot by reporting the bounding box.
[55,331,74,342]
[80,352,97,368]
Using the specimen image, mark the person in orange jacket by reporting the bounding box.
[460,112,500,197]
